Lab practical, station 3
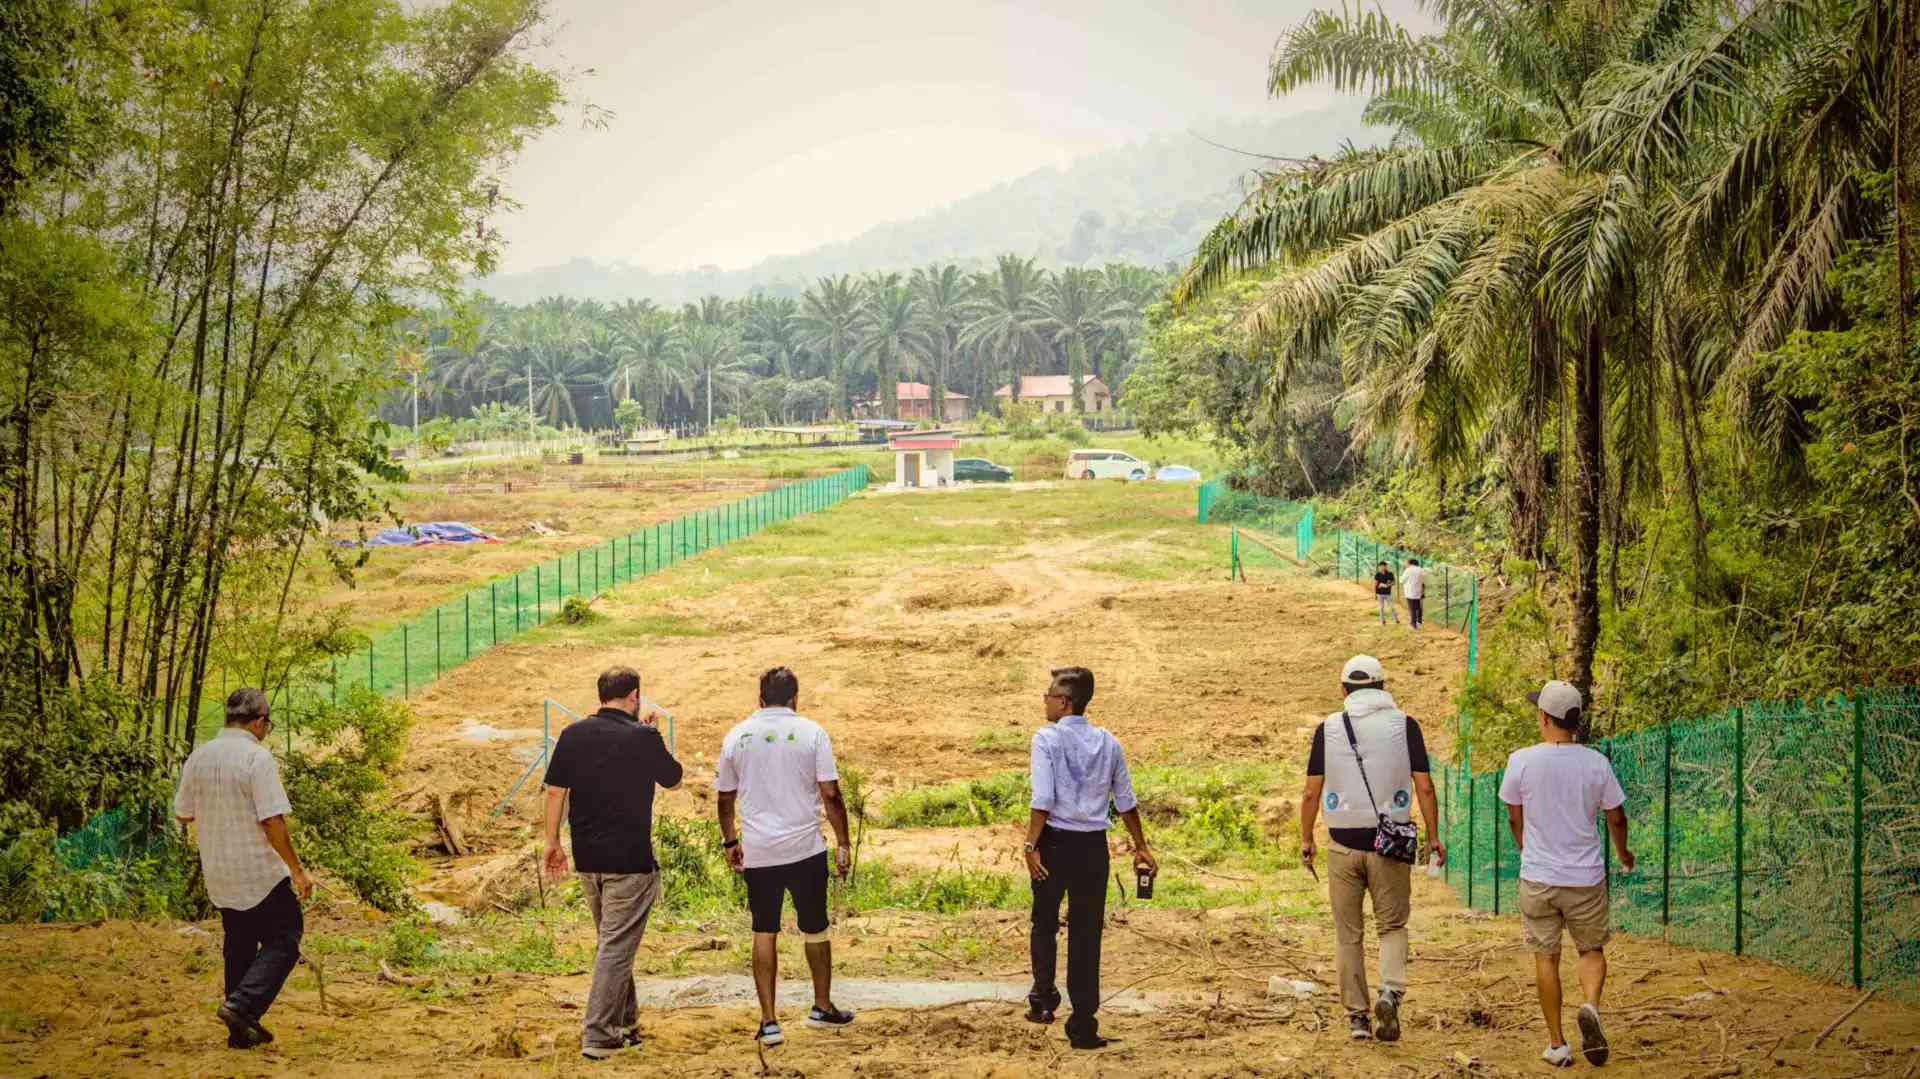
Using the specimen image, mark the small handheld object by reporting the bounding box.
[1427,849,1442,878]
[1136,865,1155,900]
[1301,850,1319,881]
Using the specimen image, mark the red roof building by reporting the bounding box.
[993,375,1112,413]
[855,382,971,421]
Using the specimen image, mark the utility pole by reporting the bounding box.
[527,363,535,443]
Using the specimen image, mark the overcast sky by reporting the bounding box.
[495,0,1422,273]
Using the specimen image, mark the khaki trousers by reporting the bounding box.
[580,871,660,1050]
[1327,843,1411,1016]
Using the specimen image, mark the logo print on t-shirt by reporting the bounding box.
[1392,789,1411,809]
[764,733,775,743]
[786,732,795,742]
[1324,791,1340,812]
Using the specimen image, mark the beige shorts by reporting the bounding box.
[1519,879,1610,955]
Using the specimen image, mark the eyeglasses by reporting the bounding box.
[1043,692,1070,702]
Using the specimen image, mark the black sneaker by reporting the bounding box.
[1349,1013,1373,1040]
[1025,990,1061,1024]
[1577,1004,1608,1066]
[755,1020,785,1047]
[806,1004,855,1029]
[582,1030,642,1061]
[1374,989,1402,1042]
[1068,1033,1110,1050]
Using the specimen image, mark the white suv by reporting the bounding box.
[1065,449,1149,481]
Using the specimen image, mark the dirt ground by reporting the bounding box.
[5,482,1916,1076]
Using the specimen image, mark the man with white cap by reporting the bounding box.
[1500,680,1633,1068]
[1298,655,1444,1042]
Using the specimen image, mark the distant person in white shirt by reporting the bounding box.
[715,667,854,1049]
[1500,680,1634,1069]
[172,688,312,1051]
[1399,558,1427,629]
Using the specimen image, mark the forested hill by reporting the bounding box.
[476,103,1368,304]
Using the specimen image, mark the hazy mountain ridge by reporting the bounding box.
[476,104,1369,304]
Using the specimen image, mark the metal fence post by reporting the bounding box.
[535,563,542,623]
[1852,693,1865,989]
[1467,770,1476,908]
[1662,716,1673,934]
[490,582,497,645]
[1733,705,1744,955]
[513,575,520,633]
[1491,768,1502,914]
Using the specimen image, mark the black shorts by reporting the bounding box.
[743,851,829,935]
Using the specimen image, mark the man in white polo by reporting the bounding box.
[1299,655,1443,1043]
[716,666,854,1048]
[1501,679,1633,1069]
[1399,558,1428,629]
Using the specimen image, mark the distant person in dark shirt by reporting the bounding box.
[1299,655,1444,1043]
[543,666,684,1061]
[1373,561,1397,625]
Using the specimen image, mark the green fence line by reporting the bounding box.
[1434,686,1920,998]
[1200,486,1478,675]
[236,465,870,726]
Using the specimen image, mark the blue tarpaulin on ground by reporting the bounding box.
[1155,465,1201,481]
[366,522,498,546]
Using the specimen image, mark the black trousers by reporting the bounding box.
[1029,826,1110,1039]
[1407,597,1424,627]
[218,877,303,1022]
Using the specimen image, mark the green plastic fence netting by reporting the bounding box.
[1438,686,1920,999]
[215,465,870,730]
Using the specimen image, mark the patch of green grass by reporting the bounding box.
[971,727,1028,752]
[877,772,1029,828]
[0,1006,49,1038]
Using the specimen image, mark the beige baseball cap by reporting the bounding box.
[1527,679,1584,721]
[1341,654,1386,685]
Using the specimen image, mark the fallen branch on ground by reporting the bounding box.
[379,960,434,989]
[1813,989,1875,1047]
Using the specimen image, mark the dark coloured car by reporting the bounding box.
[953,457,1013,483]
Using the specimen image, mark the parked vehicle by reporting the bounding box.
[1065,449,1149,481]
[954,457,1013,483]
[1155,464,1201,481]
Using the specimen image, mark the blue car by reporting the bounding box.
[1155,464,1201,482]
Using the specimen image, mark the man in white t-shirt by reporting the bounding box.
[715,667,854,1049]
[1398,558,1428,629]
[1499,680,1633,1069]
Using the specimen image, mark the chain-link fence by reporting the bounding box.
[1436,686,1920,997]
[212,465,870,733]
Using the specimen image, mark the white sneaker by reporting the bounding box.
[755,1020,784,1047]
[1578,1004,1609,1066]
[1542,1043,1573,1068]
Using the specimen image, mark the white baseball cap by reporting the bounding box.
[1528,680,1585,722]
[1341,655,1386,685]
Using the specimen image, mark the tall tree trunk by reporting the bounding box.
[1068,335,1087,414]
[930,336,948,423]
[880,345,898,418]
[1570,323,1606,701]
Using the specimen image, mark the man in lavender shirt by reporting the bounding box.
[1022,665,1156,1049]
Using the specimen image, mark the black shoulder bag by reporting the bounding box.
[1342,711,1419,864]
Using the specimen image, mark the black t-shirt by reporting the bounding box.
[1374,570,1393,595]
[543,707,684,873]
[1306,716,1429,850]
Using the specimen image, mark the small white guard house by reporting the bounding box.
[888,430,959,488]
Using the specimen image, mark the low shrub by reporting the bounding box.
[282,689,418,912]
[876,772,1028,828]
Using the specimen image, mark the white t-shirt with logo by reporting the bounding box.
[714,707,839,869]
[1498,743,1627,887]
[1399,564,1427,599]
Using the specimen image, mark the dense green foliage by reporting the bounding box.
[1145,0,1919,748]
[392,259,1171,433]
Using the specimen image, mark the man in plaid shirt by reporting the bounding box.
[174,688,313,1050]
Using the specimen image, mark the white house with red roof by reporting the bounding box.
[854,382,972,422]
[886,429,960,488]
[993,375,1111,414]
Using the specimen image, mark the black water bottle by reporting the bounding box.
[1136,865,1155,900]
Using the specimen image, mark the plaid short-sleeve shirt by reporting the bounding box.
[172,727,293,910]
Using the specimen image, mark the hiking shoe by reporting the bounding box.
[1542,1043,1573,1068]
[755,1020,784,1047]
[1373,990,1402,1042]
[1025,990,1061,1024]
[1348,1013,1373,1040]
[216,1003,270,1048]
[1577,1004,1608,1066]
[1068,1033,1110,1050]
[806,1004,855,1029]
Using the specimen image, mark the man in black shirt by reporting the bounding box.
[1373,561,1397,625]
[543,666,684,1061]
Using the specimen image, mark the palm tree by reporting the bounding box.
[675,319,750,429]
[1179,2,1686,696]
[743,295,804,378]
[486,311,598,430]
[1034,267,1109,414]
[910,263,971,423]
[962,254,1049,408]
[607,299,679,424]
[854,273,926,419]
[798,275,863,420]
